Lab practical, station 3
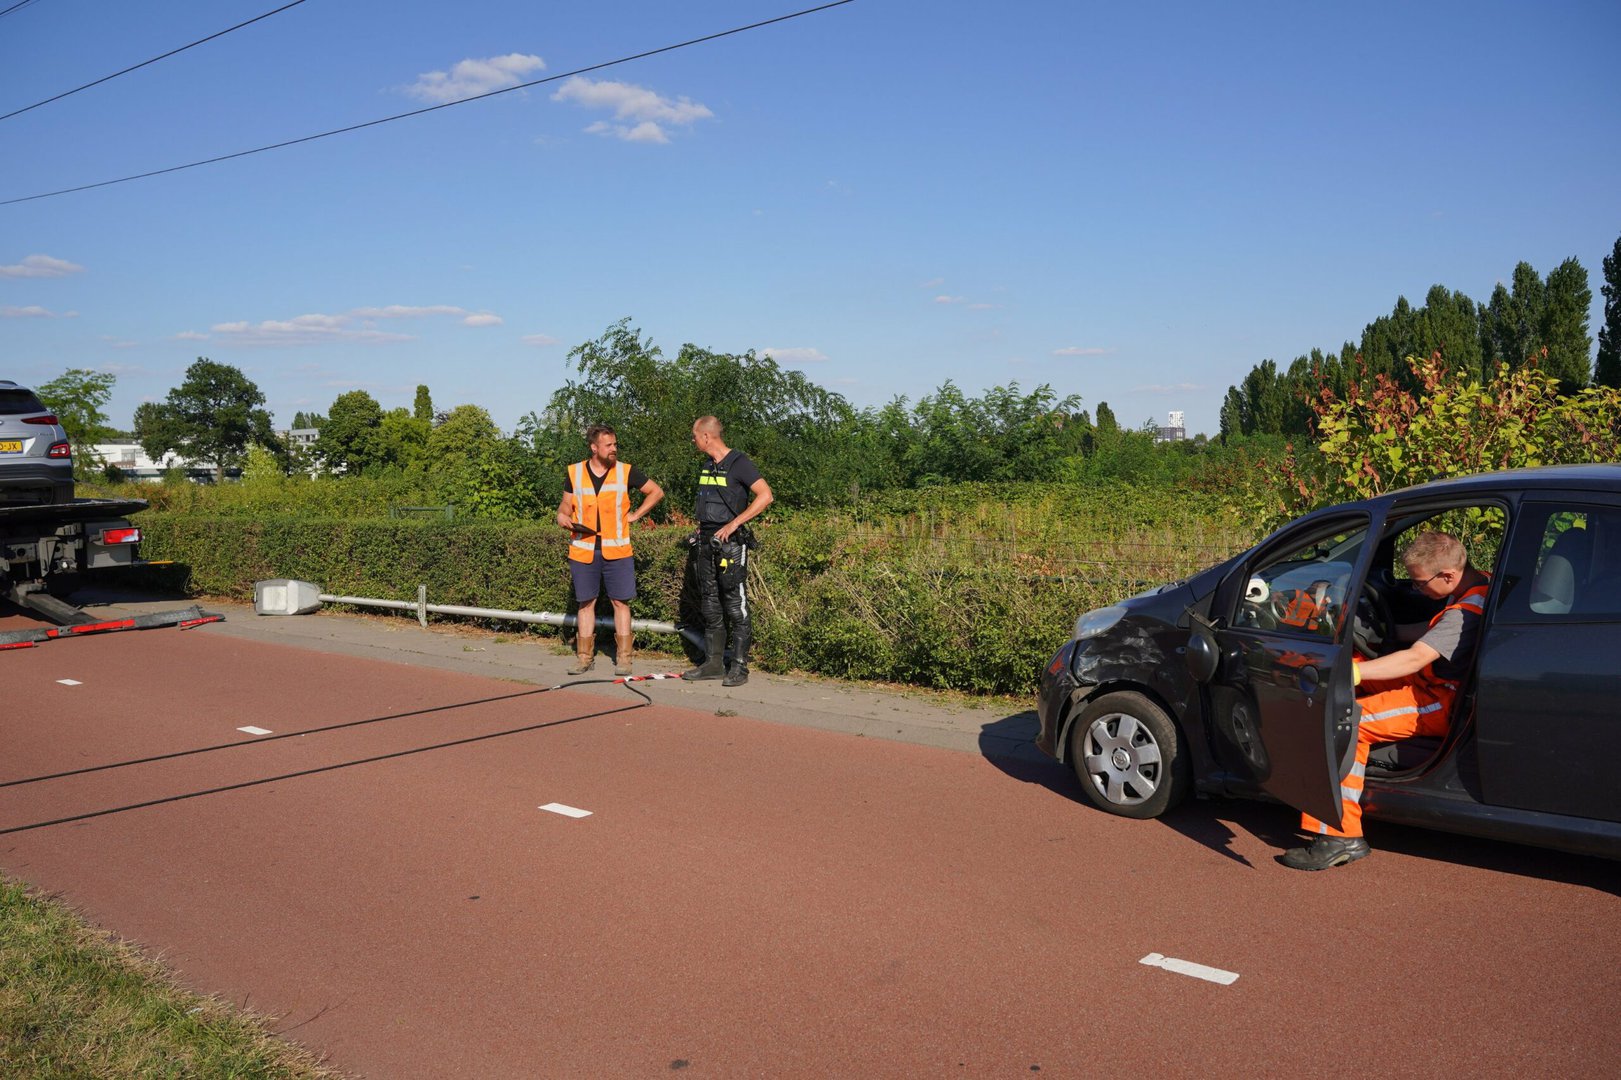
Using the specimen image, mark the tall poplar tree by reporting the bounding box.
[1539,257,1592,392]
[1596,234,1621,389]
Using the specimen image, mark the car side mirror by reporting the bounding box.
[1185,632,1218,683]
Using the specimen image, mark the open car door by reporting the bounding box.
[1198,512,1381,827]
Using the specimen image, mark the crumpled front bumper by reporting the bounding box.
[1036,640,1086,759]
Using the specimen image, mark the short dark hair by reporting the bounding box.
[585,423,616,446]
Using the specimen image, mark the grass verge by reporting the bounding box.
[0,876,344,1079]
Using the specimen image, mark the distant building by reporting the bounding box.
[88,441,186,480]
[86,441,225,481]
[286,427,320,452]
[1155,410,1187,443]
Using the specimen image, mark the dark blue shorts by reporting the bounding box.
[570,552,637,603]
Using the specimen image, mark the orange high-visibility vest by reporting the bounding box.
[1413,579,1490,694]
[568,460,634,563]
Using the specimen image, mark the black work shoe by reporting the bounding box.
[721,664,749,687]
[1280,836,1371,871]
[683,659,724,681]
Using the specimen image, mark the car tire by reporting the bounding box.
[1068,690,1190,819]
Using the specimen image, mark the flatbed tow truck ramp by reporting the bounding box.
[0,498,222,648]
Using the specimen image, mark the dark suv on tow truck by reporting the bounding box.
[0,380,74,505]
[1035,464,1621,860]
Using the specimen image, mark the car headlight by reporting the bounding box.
[1073,605,1126,641]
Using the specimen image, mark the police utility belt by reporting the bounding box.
[693,523,756,548]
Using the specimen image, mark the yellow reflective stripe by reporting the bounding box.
[614,462,628,536]
[698,475,728,485]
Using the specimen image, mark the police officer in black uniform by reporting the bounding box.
[683,415,773,686]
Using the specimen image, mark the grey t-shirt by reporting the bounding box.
[1419,592,1486,682]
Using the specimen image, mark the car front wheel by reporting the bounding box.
[1068,691,1189,819]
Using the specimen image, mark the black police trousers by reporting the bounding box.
[694,534,751,664]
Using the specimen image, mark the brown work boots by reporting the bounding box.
[568,633,595,676]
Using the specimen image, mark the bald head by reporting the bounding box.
[692,415,728,462]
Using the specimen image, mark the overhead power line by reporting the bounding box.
[0,0,44,20]
[0,0,857,207]
[0,0,312,124]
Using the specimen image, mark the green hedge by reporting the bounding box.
[132,510,1247,695]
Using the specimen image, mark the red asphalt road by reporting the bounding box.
[2,621,1619,1078]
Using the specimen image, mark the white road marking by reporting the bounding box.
[538,803,592,818]
[56,679,82,686]
[1139,952,1239,986]
[237,726,273,736]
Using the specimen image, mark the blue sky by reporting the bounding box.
[4,0,1618,438]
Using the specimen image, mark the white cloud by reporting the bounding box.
[1052,346,1113,357]
[199,304,501,346]
[759,346,829,365]
[210,316,412,348]
[553,76,713,143]
[2,305,55,318]
[0,254,84,279]
[521,333,560,347]
[402,54,545,104]
[934,295,965,305]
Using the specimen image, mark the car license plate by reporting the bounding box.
[0,440,22,453]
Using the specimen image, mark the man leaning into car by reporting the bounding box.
[1282,531,1491,871]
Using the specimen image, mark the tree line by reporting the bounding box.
[42,230,1620,519]
[1220,234,1621,440]
[43,319,1222,520]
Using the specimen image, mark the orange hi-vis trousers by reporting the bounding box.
[1300,676,1455,839]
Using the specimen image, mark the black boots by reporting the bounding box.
[683,631,726,681]
[683,631,750,685]
[1281,835,1371,870]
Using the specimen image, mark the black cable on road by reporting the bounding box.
[0,0,312,124]
[0,0,857,207]
[0,674,682,789]
[0,683,563,789]
[0,678,659,837]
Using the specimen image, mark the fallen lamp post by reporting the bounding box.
[253,579,701,648]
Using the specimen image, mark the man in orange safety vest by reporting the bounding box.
[1282,531,1491,870]
[555,424,663,676]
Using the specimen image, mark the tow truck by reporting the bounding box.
[0,497,221,648]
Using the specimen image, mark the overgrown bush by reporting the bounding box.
[131,487,1247,696]
[1249,353,1621,530]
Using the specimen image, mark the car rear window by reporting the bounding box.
[0,389,47,415]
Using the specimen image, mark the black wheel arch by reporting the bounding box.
[1055,680,1184,767]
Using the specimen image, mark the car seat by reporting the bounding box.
[1528,526,1592,615]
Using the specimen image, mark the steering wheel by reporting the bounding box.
[1353,579,1396,657]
